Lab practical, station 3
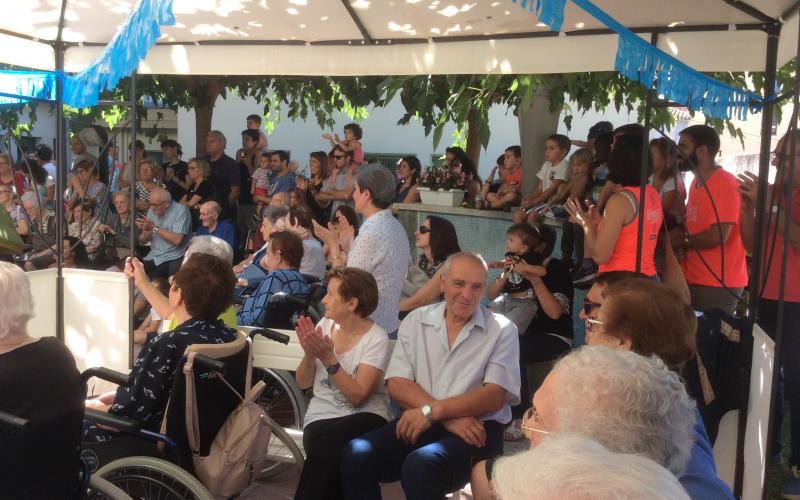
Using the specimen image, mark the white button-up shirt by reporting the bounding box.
[386,302,521,424]
[348,209,410,334]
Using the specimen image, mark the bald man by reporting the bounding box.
[197,201,236,250]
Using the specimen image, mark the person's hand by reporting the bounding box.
[295,315,318,357]
[565,197,596,228]
[97,223,115,235]
[334,133,342,143]
[338,214,355,252]
[441,417,486,447]
[296,316,336,364]
[85,398,111,412]
[322,133,333,141]
[487,260,506,269]
[737,171,759,207]
[296,176,308,192]
[515,261,547,277]
[396,407,433,444]
[124,257,150,290]
[135,217,155,232]
[312,219,337,246]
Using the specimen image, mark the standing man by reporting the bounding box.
[205,130,240,220]
[678,125,747,314]
[137,188,191,278]
[318,146,354,218]
[341,252,520,499]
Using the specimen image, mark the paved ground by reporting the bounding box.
[241,438,529,499]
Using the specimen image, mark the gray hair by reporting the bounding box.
[354,164,397,209]
[492,434,689,500]
[261,204,289,224]
[0,262,35,340]
[202,200,221,216]
[184,235,233,265]
[440,251,488,278]
[209,130,227,148]
[20,191,45,212]
[112,189,130,202]
[551,346,695,475]
[150,188,171,204]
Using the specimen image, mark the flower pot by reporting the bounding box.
[418,187,466,207]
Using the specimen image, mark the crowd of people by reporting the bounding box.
[1,112,799,500]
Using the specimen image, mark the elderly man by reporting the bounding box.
[136,188,191,278]
[329,164,410,337]
[471,346,698,500]
[205,130,241,216]
[341,252,520,499]
[197,201,236,250]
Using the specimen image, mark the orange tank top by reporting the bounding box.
[598,185,663,277]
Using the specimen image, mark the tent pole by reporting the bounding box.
[635,33,658,274]
[736,18,781,498]
[760,11,799,500]
[55,42,66,342]
[128,72,137,369]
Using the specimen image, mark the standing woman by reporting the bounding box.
[161,139,189,201]
[394,156,421,204]
[296,151,332,224]
[133,159,164,220]
[293,267,391,500]
[179,158,216,231]
[117,140,146,191]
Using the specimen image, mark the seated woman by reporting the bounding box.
[320,205,360,265]
[0,262,86,499]
[0,183,28,237]
[237,230,310,326]
[394,156,421,204]
[99,190,139,262]
[293,267,392,500]
[61,236,92,269]
[83,253,238,441]
[67,198,103,262]
[399,215,460,311]
[21,191,59,270]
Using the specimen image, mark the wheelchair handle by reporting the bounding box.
[81,367,131,386]
[0,410,29,434]
[252,328,291,345]
[192,354,226,374]
[267,292,307,307]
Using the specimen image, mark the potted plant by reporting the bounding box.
[418,162,467,207]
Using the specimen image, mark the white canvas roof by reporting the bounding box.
[0,0,797,76]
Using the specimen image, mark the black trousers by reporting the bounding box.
[143,256,183,279]
[294,412,388,500]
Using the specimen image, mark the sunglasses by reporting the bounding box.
[417,225,430,234]
[582,298,602,316]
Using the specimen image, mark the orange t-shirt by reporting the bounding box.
[598,185,662,277]
[761,183,800,303]
[682,168,748,288]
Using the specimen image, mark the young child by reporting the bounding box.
[323,123,364,167]
[247,114,269,151]
[514,134,571,224]
[488,223,542,335]
[252,151,274,214]
[542,147,594,218]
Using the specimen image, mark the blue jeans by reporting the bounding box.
[760,299,800,465]
[340,418,503,500]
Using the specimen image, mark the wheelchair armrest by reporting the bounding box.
[82,367,131,386]
[191,354,226,373]
[0,410,28,434]
[250,328,291,345]
[84,408,142,433]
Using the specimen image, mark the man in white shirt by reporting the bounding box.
[341,252,520,499]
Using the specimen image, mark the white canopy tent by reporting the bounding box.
[0,0,797,76]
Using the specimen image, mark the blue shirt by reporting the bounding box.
[197,220,236,250]
[237,269,310,326]
[270,172,296,194]
[680,409,734,499]
[143,201,191,266]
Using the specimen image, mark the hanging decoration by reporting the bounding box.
[61,0,175,108]
[511,0,764,120]
[0,71,56,105]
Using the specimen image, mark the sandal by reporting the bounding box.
[503,419,525,441]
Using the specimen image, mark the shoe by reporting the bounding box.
[783,466,800,499]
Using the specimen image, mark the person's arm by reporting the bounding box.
[126,258,172,319]
[521,183,543,209]
[181,194,203,208]
[515,262,564,320]
[251,177,257,196]
[685,223,734,250]
[338,139,361,153]
[428,383,508,421]
[584,193,628,265]
[228,186,241,205]
[15,217,29,236]
[660,190,677,217]
[152,225,186,247]
[529,180,564,206]
[487,270,507,301]
[399,268,443,311]
[294,353,316,390]
[401,184,420,203]
[386,377,436,410]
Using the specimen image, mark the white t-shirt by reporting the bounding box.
[303,318,392,426]
[301,239,326,281]
[536,158,569,191]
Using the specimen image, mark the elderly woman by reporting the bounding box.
[471,346,697,499]
[99,190,137,259]
[21,191,59,270]
[83,253,237,441]
[0,262,86,499]
[237,231,310,326]
[67,199,103,262]
[0,184,27,237]
[399,215,460,309]
[179,157,215,230]
[67,159,107,208]
[293,268,392,500]
[134,159,165,220]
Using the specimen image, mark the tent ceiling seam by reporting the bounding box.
[783,0,800,20]
[721,0,776,23]
[339,0,373,44]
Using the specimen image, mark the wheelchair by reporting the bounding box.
[81,329,304,498]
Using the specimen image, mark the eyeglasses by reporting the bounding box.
[585,317,606,332]
[520,406,553,435]
[333,155,346,160]
[149,200,166,207]
[582,298,602,316]
[417,225,430,234]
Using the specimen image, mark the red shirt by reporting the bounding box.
[761,183,800,303]
[598,185,662,276]
[682,168,748,288]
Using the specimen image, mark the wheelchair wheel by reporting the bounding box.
[264,414,306,473]
[252,368,307,479]
[86,475,132,499]
[94,456,213,500]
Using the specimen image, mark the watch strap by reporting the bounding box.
[326,362,341,375]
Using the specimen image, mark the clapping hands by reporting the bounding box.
[295,316,336,365]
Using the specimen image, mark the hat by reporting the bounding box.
[35,143,53,161]
[588,121,614,139]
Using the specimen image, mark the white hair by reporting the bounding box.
[185,235,233,265]
[440,251,488,278]
[21,191,45,211]
[201,200,221,216]
[492,434,690,500]
[0,262,35,340]
[550,346,696,475]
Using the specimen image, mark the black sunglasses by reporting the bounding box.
[583,298,602,316]
[417,225,430,234]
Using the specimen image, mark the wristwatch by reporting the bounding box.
[421,403,435,423]
[326,362,341,375]
[153,226,160,234]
